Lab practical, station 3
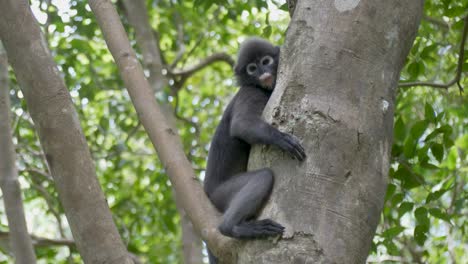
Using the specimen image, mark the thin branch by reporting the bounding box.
[21,168,52,180]
[171,52,234,78]
[423,15,450,30]
[89,1,236,260]
[0,231,74,248]
[170,10,186,68]
[399,15,467,93]
[93,121,142,160]
[176,7,222,69]
[173,94,200,139]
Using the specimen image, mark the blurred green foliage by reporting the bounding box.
[0,0,466,263]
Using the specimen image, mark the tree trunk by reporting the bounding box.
[239,1,423,263]
[0,2,132,263]
[0,43,37,264]
[121,1,205,263]
[88,0,235,261]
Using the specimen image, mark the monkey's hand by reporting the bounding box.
[277,132,306,161]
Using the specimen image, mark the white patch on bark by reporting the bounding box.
[381,99,389,113]
[379,141,390,176]
[301,97,310,110]
[385,26,399,48]
[334,0,360,12]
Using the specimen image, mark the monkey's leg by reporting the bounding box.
[210,168,284,239]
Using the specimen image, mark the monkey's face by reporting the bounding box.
[245,54,278,90]
[235,52,279,91]
[235,39,280,91]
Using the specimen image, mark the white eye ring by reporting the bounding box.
[246,63,257,75]
[261,55,274,66]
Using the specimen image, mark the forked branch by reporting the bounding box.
[399,15,467,93]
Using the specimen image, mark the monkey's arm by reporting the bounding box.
[230,93,306,160]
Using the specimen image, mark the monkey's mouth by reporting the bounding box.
[259,73,274,89]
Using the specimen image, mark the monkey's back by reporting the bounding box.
[204,94,251,195]
[204,87,271,197]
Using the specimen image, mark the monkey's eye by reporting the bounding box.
[261,56,274,66]
[246,63,257,75]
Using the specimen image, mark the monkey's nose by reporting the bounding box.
[259,73,273,87]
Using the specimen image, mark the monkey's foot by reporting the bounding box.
[231,219,285,239]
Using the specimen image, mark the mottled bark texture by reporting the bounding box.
[0,2,132,263]
[121,0,167,92]
[89,0,236,262]
[0,44,37,264]
[239,1,423,263]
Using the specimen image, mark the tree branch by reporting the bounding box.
[423,15,450,30]
[0,42,38,263]
[170,52,234,78]
[0,231,142,263]
[89,1,237,262]
[399,15,467,93]
[0,1,132,262]
[170,10,186,69]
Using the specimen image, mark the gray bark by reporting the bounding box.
[0,2,132,263]
[88,1,236,262]
[239,1,423,263]
[121,1,205,263]
[0,43,37,264]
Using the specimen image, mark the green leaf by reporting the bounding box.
[414,224,428,245]
[446,6,466,17]
[420,161,439,170]
[446,147,458,170]
[439,125,453,135]
[443,136,454,149]
[382,226,405,239]
[403,137,417,158]
[394,117,406,142]
[415,207,430,227]
[393,166,409,181]
[394,165,424,189]
[398,202,414,217]
[384,240,399,256]
[430,143,444,162]
[279,3,289,11]
[391,144,403,157]
[428,208,451,222]
[408,62,421,79]
[420,44,438,59]
[417,145,429,163]
[263,25,272,38]
[435,111,445,123]
[391,193,405,206]
[424,103,435,123]
[410,120,428,140]
[403,172,424,189]
[426,189,448,204]
[385,183,396,201]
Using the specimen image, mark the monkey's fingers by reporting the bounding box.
[234,220,284,239]
[253,219,285,236]
[283,136,306,161]
[291,142,306,160]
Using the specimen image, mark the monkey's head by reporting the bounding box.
[234,37,280,91]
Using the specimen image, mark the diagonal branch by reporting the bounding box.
[89,1,237,262]
[423,15,450,30]
[170,52,234,78]
[399,15,467,93]
[170,10,186,69]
